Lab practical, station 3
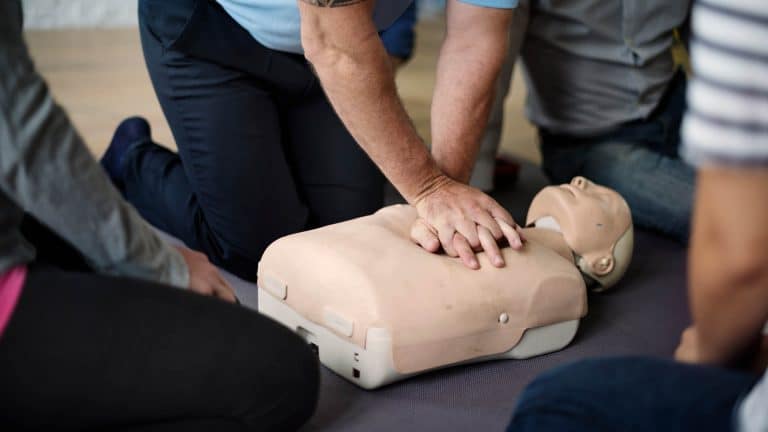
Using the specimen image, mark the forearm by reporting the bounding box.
[689,168,768,366]
[431,1,513,182]
[300,2,444,203]
[298,1,524,269]
[0,19,188,287]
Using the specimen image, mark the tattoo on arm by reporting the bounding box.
[301,0,364,6]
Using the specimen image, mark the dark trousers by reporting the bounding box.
[508,357,758,432]
[128,0,385,281]
[0,266,319,431]
[381,1,418,60]
[1,220,319,431]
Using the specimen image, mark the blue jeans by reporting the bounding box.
[540,72,694,243]
[508,357,758,432]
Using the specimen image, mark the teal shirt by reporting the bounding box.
[216,0,518,54]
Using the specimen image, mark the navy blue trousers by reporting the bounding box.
[126,0,385,281]
[381,1,418,60]
[508,357,758,432]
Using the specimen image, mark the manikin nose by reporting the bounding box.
[571,176,588,189]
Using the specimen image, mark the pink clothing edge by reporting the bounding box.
[0,265,27,338]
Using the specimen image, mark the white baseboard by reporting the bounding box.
[21,0,444,30]
[22,0,138,29]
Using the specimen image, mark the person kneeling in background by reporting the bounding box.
[507,1,768,431]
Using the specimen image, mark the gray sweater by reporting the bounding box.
[0,0,188,287]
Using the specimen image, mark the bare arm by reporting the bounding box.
[431,0,515,182]
[685,168,768,366]
[299,0,441,204]
[298,0,523,269]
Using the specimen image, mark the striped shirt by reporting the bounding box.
[681,1,768,431]
[681,0,768,166]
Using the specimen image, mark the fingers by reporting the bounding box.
[214,276,237,303]
[497,217,523,250]
[413,215,517,270]
[454,219,481,249]
[453,233,479,270]
[516,224,527,243]
[410,219,441,252]
[472,210,504,240]
[478,225,505,267]
[437,222,458,257]
[488,203,516,227]
[189,277,237,303]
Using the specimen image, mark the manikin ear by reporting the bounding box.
[591,256,615,276]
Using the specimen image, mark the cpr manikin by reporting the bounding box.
[257,177,633,389]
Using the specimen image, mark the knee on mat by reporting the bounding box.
[514,357,648,414]
[275,335,320,431]
[508,358,614,431]
[239,321,320,431]
[210,228,305,282]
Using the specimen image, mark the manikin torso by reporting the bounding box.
[259,205,587,374]
[258,177,633,384]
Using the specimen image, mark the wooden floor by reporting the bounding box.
[25,17,539,163]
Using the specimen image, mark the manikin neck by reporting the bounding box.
[520,216,574,264]
[522,216,601,288]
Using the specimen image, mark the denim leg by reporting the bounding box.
[540,71,692,243]
[581,143,696,243]
[508,357,757,432]
[542,141,694,243]
[581,142,694,243]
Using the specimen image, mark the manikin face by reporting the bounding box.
[526,177,632,281]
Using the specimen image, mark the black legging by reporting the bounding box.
[0,266,319,431]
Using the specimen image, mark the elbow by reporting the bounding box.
[301,31,351,76]
[301,18,382,74]
[301,29,328,67]
[300,20,346,71]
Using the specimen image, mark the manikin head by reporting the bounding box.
[526,177,633,290]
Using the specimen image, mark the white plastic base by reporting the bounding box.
[258,289,580,389]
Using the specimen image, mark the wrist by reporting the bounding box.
[410,171,452,206]
[169,246,191,289]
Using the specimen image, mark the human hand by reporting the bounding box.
[410,176,524,269]
[674,326,701,364]
[176,247,237,303]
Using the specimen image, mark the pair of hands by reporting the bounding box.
[177,175,522,302]
[411,176,525,269]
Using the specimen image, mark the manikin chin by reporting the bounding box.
[257,177,633,389]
